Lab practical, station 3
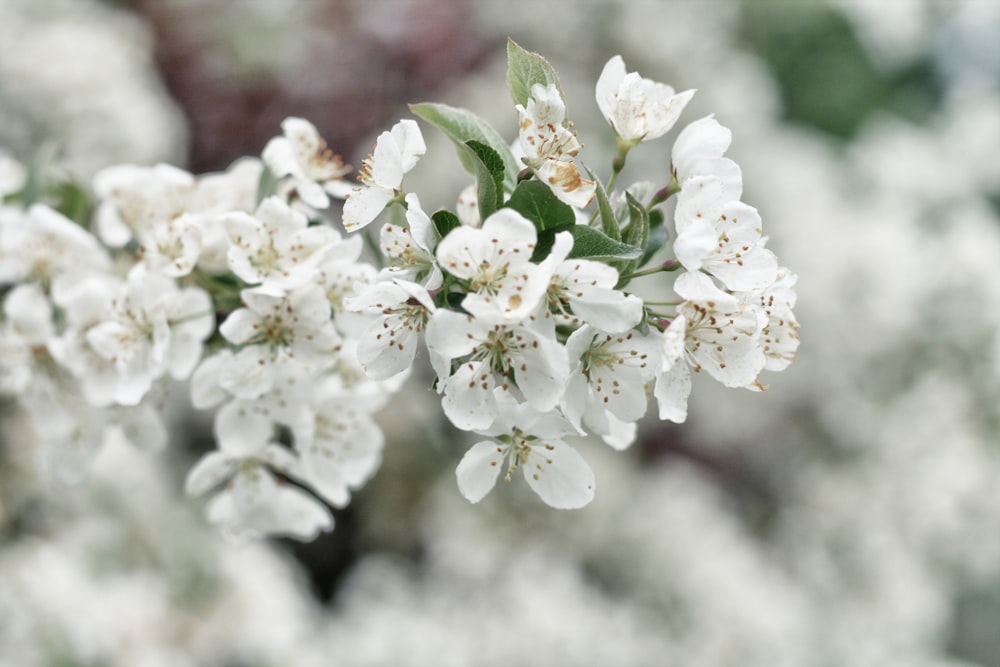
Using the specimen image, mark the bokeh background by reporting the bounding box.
[2,0,1000,665]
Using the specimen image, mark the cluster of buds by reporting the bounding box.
[0,42,798,539]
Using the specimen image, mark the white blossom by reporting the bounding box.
[222,195,341,295]
[425,309,568,430]
[346,279,436,380]
[343,119,425,232]
[563,325,656,449]
[378,193,443,290]
[0,203,110,285]
[262,116,352,209]
[455,391,594,508]
[539,232,644,332]
[517,83,595,208]
[595,55,695,144]
[84,265,214,406]
[654,271,766,422]
[673,174,778,292]
[217,285,340,399]
[435,208,552,324]
[671,116,743,201]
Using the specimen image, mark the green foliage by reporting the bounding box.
[506,39,567,110]
[590,173,621,241]
[410,102,519,191]
[431,209,461,239]
[463,140,505,219]
[740,0,940,137]
[566,226,642,262]
[504,180,576,232]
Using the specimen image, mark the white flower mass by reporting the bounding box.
[9,0,1000,664]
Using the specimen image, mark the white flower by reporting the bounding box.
[222,195,341,295]
[343,119,426,232]
[672,116,743,201]
[289,377,385,508]
[84,266,214,405]
[435,208,551,324]
[517,83,595,208]
[92,163,196,248]
[217,285,340,399]
[379,193,442,290]
[455,392,594,508]
[563,325,656,449]
[539,232,644,332]
[186,442,333,542]
[425,309,568,431]
[654,271,766,422]
[595,55,695,144]
[137,212,202,278]
[346,279,436,380]
[673,175,778,292]
[740,267,800,372]
[0,283,56,396]
[262,116,352,209]
[0,204,110,285]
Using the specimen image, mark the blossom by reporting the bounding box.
[425,309,569,431]
[740,267,800,372]
[288,376,385,508]
[262,116,352,209]
[654,271,766,422]
[222,195,341,295]
[378,193,442,290]
[346,279,436,380]
[595,55,695,145]
[186,441,333,542]
[455,392,594,508]
[563,325,656,449]
[217,284,341,399]
[343,119,426,232]
[672,116,743,201]
[92,163,196,247]
[517,83,595,208]
[84,265,214,405]
[673,174,778,292]
[435,208,552,324]
[539,232,644,332]
[0,204,110,285]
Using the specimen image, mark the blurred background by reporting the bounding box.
[2,0,1000,665]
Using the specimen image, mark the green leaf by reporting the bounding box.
[53,181,93,225]
[640,223,669,267]
[410,102,519,191]
[432,209,461,239]
[506,39,566,110]
[462,140,504,219]
[566,226,642,262]
[504,181,575,232]
[617,192,652,283]
[589,171,620,241]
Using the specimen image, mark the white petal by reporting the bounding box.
[523,441,595,509]
[218,307,261,345]
[190,351,231,409]
[214,400,272,457]
[442,359,497,431]
[595,55,626,123]
[654,355,691,423]
[455,440,505,503]
[343,186,395,232]
[185,451,236,496]
[390,119,426,174]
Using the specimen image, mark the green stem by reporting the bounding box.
[619,259,681,282]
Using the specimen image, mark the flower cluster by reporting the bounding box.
[0,41,798,539]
